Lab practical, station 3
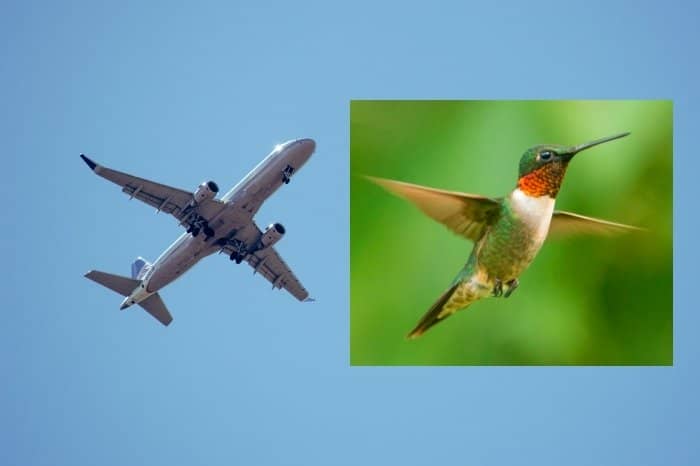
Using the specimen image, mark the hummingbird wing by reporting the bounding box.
[549,211,645,237]
[365,176,501,242]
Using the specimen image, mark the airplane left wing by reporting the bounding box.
[245,247,312,301]
[80,154,224,223]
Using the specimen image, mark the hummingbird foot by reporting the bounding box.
[492,279,504,297]
[492,278,519,298]
[504,279,519,298]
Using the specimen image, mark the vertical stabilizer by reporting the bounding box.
[131,257,152,279]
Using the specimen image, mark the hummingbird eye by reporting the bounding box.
[539,151,553,161]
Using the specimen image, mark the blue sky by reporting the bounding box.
[3,1,698,465]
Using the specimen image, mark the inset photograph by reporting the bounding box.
[351,100,672,365]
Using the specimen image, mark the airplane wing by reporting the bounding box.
[219,221,311,301]
[245,247,312,301]
[80,154,224,223]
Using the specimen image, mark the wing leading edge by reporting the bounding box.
[79,154,224,223]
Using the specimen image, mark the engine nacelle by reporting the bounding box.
[193,181,219,204]
[259,223,285,248]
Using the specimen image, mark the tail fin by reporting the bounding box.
[138,293,173,326]
[84,269,173,326]
[131,257,151,280]
[85,270,140,296]
[407,282,471,339]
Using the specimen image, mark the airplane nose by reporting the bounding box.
[275,138,316,158]
[296,138,316,153]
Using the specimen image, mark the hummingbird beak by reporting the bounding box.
[560,132,631,161]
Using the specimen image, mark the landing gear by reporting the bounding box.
[282,164,295,184]
[227,239,248,265]
[187,216,214,240]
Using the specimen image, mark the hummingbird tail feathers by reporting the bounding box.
[407,282,473,339]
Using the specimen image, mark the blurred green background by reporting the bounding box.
[350,100,672,365]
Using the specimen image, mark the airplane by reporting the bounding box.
[80,138,316,326]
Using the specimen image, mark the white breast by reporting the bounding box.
[510,188,555,244]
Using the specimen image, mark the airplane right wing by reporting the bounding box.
[243,247,312,302]
[80,154,224,224]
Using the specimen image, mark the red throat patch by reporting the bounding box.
[517,162,569,197]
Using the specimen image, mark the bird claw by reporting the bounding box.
[492,279,503,297]
[504,279,519,298]
[492,278,519,298]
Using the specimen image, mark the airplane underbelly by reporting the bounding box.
[146,238,217,292]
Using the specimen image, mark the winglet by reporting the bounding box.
[304,297,316,302]
[80,154,98,170]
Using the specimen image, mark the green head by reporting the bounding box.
[517,132,630,197]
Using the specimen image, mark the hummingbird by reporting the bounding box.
[366,132,643,339]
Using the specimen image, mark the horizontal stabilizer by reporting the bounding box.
[85,270,140,296]
[138,293,173,326]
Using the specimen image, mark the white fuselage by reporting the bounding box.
[121,139,315,308]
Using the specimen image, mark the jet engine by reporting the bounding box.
[193,181,219,203]
[258,223,285,248]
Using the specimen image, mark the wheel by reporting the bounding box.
[203,226,215,237]
[191,227,200,237]
[229,253,237,261]
[235,256,243,264]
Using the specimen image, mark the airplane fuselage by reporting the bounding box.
[119,138,315,309]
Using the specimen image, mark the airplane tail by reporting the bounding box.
[85,270,140,296]
[138,293,173,326]
[84,269,173,326]
[131,257,152,280]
